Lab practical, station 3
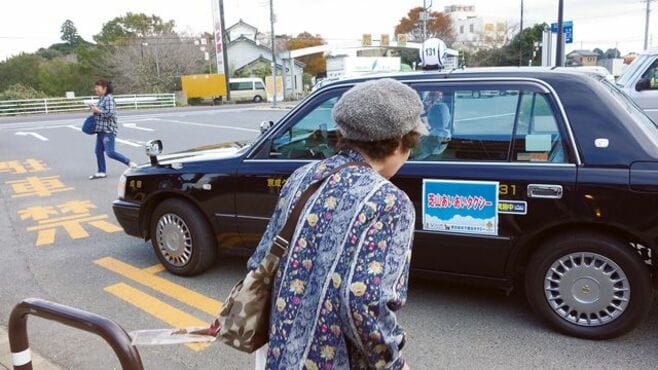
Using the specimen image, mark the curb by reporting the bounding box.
[0,327,61,370]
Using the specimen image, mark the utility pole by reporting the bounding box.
[644,0,654,51]
[422,0,428,42]
[219,0,231,101]
[269,0,277,108]
[519,0,524,66]
[519,0,523,67]
[555,0,564,67]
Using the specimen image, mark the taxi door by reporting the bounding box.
[392,81,578,279]
[235,87,348,247]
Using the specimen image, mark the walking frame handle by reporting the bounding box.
[8,298,143,370]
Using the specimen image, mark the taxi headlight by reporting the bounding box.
[118,174,127,199]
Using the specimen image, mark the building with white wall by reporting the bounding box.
[445,4,512,51]
[226,19,305,99]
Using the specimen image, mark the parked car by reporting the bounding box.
[114,68,658,340]
[616,48,658,122]
[229,77,267,103]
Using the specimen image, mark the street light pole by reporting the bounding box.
[555,0,564,67]
[270,0,277,108]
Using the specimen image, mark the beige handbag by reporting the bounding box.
[217,162,359,353]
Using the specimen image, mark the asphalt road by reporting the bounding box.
[0,106,657,369]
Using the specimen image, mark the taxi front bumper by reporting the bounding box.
[112,200,142,238]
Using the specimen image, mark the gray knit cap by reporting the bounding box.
[332,78,428,141]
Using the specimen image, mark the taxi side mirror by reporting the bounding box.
[260,121,274,134]
[635,77,651,92]
[145,139,163,166]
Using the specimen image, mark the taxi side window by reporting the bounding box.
[270,94,342,159]
[640,59,658,90]
[513,93,567,163]
[411,88,518,161]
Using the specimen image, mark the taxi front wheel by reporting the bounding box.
[150,199,217,276]
[525,233,653,339]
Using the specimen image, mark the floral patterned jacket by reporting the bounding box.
[247,150,415,370]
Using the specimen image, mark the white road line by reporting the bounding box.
[67,125,81,131]
[0,107,263,130]
[158,118,260,133]
[116,138,144,147]
[123,123,154,132]
[15,132,49,141]
[455,113,515,122]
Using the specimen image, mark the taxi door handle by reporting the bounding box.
[527,184,563,199]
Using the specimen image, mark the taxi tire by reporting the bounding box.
[525,233,653,339]
[150,199,217,276]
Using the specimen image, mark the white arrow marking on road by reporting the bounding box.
[124,123,154,132]
[15,132,49,141]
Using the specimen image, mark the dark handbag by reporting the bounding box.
[217,161,361,353]
[82,115,97,135]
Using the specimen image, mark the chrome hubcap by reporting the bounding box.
[544,252,630,327]
[156,213,192,267]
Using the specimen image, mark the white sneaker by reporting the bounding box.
[89,172,107,180]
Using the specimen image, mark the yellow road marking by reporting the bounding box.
[36,229,56,246]
[94,257,222,316]
[142,264,166,274]
[104,283,209,351]
[88,220,123,233]
[27,215,106,229]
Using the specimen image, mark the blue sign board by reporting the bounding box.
[551,21,573,44]
[422,179,499,236]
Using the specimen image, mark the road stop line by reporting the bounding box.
[94,257,222,316]
[104,283,210,352]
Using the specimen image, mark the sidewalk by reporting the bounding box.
[0,327,60,370]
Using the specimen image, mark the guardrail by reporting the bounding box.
[8,298,143,370]
[0,94,176,117]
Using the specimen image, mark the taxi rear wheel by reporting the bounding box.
[150,199,217,276]
[525,233,653,339]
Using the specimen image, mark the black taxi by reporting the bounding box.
[113,68,658,339]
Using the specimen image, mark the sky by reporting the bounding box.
[0,0,655,61]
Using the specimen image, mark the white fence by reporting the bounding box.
[0,93,176,116]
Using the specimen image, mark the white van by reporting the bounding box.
[228,78,267,103]
[616,48,658,122]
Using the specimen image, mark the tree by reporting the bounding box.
[464,23,546,67]
[61,19,81,45]
[593,48,605,59]
[394,7,455,44]
[604,48,621,59]
[286,32,325,77]
[94,13,176,44]
[107,36,206,93]
[0,53,44,92]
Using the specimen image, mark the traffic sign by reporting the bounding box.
[551,21,573,44]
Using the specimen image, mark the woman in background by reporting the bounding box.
[88,79,135,179]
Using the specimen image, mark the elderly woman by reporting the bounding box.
[248,78,426,369]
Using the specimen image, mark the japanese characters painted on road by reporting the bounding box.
[420,38,447,69]
[422,179,499,236]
